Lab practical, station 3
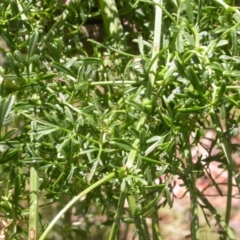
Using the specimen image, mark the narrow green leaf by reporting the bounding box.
[232,56,240,63]
[0,148,19,164]
[176,34,184,53]
[79,149,99,155]
[36,73,56,81]
[110,138,136,151]
[0,141,20,152]
[65,57,78,68]
[145,136,161,156]
[182,31,195,46]
[164,63,176,80]
[138,194,160,215]
[186,67,202,95]
[80,57,102,64]
[0,95,15,128]
[158,108,171,127]
[88,161,99,182]
[46,44,59,62]
[174,93,188,98]
[169,26,180,33]
[126,100,146,112]
[6,53,20,77]
[19,113,60,129]
[10,0,20,16]
[174,59,186,77]
[138,34,144,56]
[144,184,165,190]
[64,106,74,123]
[44,11,67,44]
[1,129,18,140]
[29,126,59,140]
[0,29,15,47]
[28,54,40,65]
[177,105,208,112]
[216,40,228,47]
[185,0,193,23]
[14,50,27,66]
[52,62,76,77]
[223,70,240,77]
[156,165,169,177]
[165,187,173,208]
[56,38,63,61]
[128,127,140,139]
[231,29,237,56]
[185,89,202,99]
[28,31,39,59]
[217,80,226,102]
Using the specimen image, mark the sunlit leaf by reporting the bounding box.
[110,138,136,151]
[0,95,15,128]
[28,31,39,59]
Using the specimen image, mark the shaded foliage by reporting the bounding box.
[0,0,239,239]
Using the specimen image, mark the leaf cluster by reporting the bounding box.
[0,0,240,239]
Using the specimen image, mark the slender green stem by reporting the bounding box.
[224,166,232,240]
[220,138,240,190]
[190,185,199,240]
[213,0,240,14]
[210,111,240,192]
[12,170,19,235]
[126,116,145,168]
[127,195,137,220]
[181,124,199,239]
[146,0,162,99]
[28,163,39,240]
[88,39,136,57]
[90,80,146,86]
[99,0,125,43]
[127,195,142,239]
[39,169,126,240]
[209,110,238,239]
[108,190,126,240]
[142,217,151,240]
[197,189,236,240]
[127,195,150,240]
[151,205,162,240]
[186,153,199,240]
[149,177,173,240]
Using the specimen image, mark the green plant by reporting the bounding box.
[0,0,239,239]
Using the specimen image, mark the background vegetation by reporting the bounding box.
[0,0,240,239]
